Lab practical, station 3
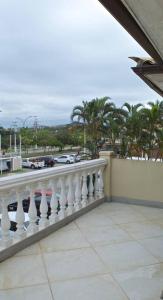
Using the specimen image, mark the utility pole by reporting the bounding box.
[33,116,38,150]
[19,134,22,156]
[12,121,17,153]
[9,133,12,154]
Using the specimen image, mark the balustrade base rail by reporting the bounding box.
[0,197,105,262]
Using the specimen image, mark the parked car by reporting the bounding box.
[8,190,60,220]
[22,158,44,169]
[39,156,55,167]
[0,158,9,171]
[0,210,30,231]
[70,154,81,162]
[54,155,75,164]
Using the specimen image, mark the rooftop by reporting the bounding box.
[1,202,163,300]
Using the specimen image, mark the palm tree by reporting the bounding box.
[71,100,89,152]
[105,107,126,152]
[71,97,114,158]
[141,100,163,158]
[122,102,144,158]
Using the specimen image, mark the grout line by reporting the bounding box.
[110,273,130,300]
[0,282,51,292]
[40,250,55,300]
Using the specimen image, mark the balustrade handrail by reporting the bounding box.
[0,159,106,191]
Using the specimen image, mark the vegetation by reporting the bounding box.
[71,97,163,160]
[0,98,162,161]
[0,125,81,154]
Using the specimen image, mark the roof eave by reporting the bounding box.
[98,0,163,64]
[132,65,163,97]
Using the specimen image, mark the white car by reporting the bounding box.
[54,155,75,164]
[22,158,45,169]
[70,154,81,162]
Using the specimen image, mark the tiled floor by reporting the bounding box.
[0,202,163,300]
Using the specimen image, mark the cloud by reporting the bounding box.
[0,0,161,127]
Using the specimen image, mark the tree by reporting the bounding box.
[139,100,163,158]
[71,97,114,158]
[121,103,144,158]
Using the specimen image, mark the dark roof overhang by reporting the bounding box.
[98,0,163,64]
[132,64,163,97]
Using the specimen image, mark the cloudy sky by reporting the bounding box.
[0,0,161,128]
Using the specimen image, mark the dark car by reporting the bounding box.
[8,190,60,224]
[40,156,55,167]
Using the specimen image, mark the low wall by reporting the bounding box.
[111,158,163,206]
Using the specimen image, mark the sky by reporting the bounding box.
[0,0,161,128]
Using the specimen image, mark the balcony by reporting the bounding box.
[0,152,163,299]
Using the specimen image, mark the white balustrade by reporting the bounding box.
[0,158,107,251]
[49,179,59,224]
[94,171,99,199]
[1,199,11,247]
[39,183,49,228]
[88,171,94,202]
[67,175,74,215]
[98,168,104,198]
[81,172,88,207]
[59,177,67,220]
[74,173,82,211]
[15,190,26,239]
[27,187,38,234]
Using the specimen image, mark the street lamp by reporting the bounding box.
[33,116,38,149]
[12,121,18,153]
[16,116,35,128]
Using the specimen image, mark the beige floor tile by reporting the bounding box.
[80,224,132,246]
[96,202,135,216]
[109,210,146,225]
[1,202,163,300]
[43,248,107,282]
[75,210,114,228]
[114,263,163,300]
[51,274,128,300]
[39,226,90,252]
[0,255,48,289]
[95,241,158,272]
[120,220,163,240]
[139,236,163,262]
[132,205,163,220]
[0,284,53,300]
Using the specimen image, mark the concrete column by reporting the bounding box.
[99,151,114,202]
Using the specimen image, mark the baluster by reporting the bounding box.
[88,171,94,203]
[49,179,59,224]
[1,198,12,247]
[81,172,88,207]
[74,173,81,211]
[39,183,49,228]
[58,177,67,220]
[27,187,38,234]
[94,169,99,199]
[98,168,104,198]
[67,174,74,215]
[15,190,26,239]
